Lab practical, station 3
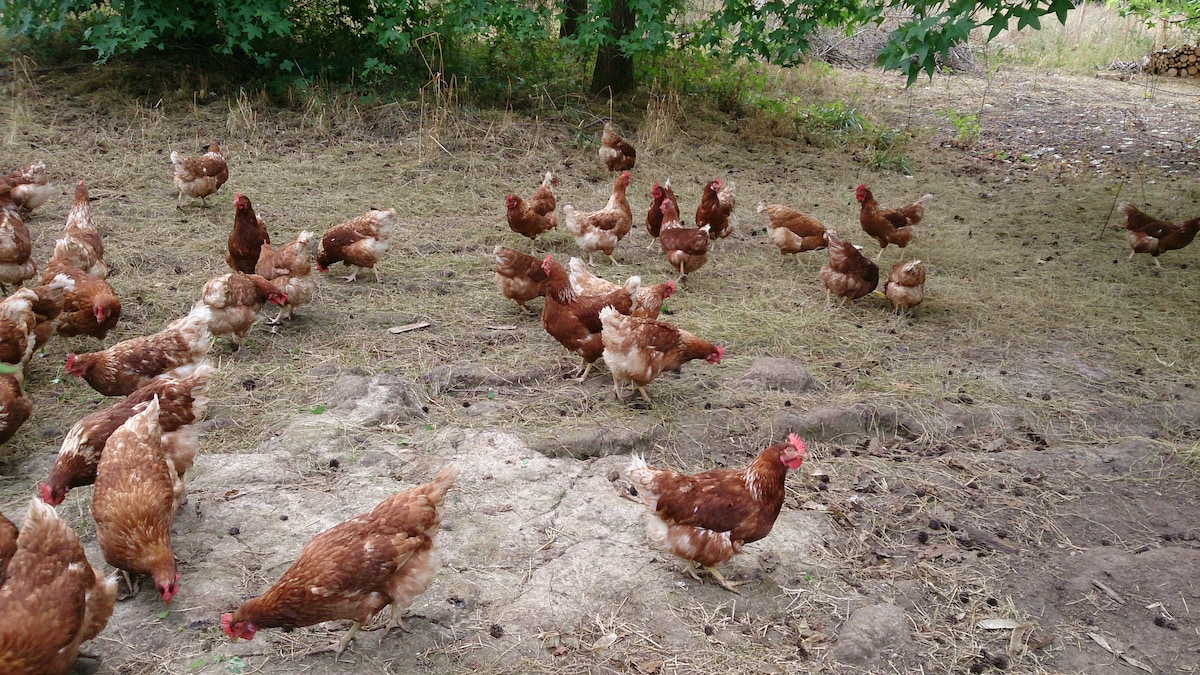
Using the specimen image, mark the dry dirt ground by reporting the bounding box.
[0,59,1199,675]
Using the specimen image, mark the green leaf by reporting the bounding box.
[156,610,170,619]
[187,658,207,669]
[311,405,325,415]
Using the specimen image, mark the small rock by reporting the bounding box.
[735,358,819,394]
[828,603,914,668]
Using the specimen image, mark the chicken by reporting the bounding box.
[64,305,214,397]
[819,229,879,304]
[227,193,271,275]
[316,208,396,283]
[757,202,827,259]
[29,273,75,355]
[0,210,36,293]
[599,307,723,404]
[40,252,120,343]
[599,122,636,172]
[695,179,737,239]
[540,255,638,381]
[855,184,932,260]
[0,288,38,367]
[0,499,116,675]
[195,273,287,349]
[53,181,108,279]
[658,198,710,278]
[254,231,316,324]
[492,245,548,313]
[0,370,32,446]
[883,260,926,313]
[0,509,16,582]
[1117,202,1200,268]
[568,257,675,319]
[39,363,212,507]
[562,171,633,265]
[645,179,678,249]
[527,171,558,217]
[92,397,183,604]
[4,162,52,213]
[220,463,461,659]
[171,142,229,207]
[627,434,807,592]
[505,172,558,246]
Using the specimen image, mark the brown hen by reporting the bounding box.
[220,463,460,659]
[1118,202,1200,268]
[172,142,228,207]
[627,435,807,592]
[819,229,879,304]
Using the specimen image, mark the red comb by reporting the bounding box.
[787,433,808,456]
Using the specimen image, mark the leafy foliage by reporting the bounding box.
[1109,0,1200,37]
[869,0,1080,84]
[0,0,1145,91]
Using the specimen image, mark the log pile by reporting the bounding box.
[1143,45,1200,76]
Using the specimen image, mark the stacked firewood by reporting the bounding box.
[1142,45,1200,76]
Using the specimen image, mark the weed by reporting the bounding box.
[866,127,915,173]
[940,107,982,148]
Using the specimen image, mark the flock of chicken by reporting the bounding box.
[0,146,417,671]
[1,116,1197,673]
[494,122,941,407]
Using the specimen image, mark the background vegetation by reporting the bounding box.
[3,0,1197,102]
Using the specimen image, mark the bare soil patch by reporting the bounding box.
[0,61,1198,674]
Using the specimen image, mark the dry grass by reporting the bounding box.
[1,54,1199,674]
[984,1,1184,71]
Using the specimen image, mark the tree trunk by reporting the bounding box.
[560,0,586,38]
[589,0,635,94]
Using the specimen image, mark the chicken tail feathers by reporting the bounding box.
[425,462,461,503]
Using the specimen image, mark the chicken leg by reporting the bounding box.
[266,305,292,326]
[305,620,364,661]
[685,561,743,594]
[342,266,361,283]
[385,604,411,634]
[574,360,594,382]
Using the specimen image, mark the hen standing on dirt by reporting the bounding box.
[819,229,879,304]
[316,209,396,283]
[599,122,636,172]
[92,397,184,605]
[227,194,271,275]
[627,435,807,593]
[855,184,931,261]
[1117,202,1200,268]
[220,463,461,660]
[0,499,116,675]
[540,255,638,382]
[172,142,229,207]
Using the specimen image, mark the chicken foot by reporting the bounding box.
[305,621,364,661]
[1123,249,1161,267]
[265,305,293,326]
[612,379,653,405]
[574,360,595,382]
[685,561,744,594]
